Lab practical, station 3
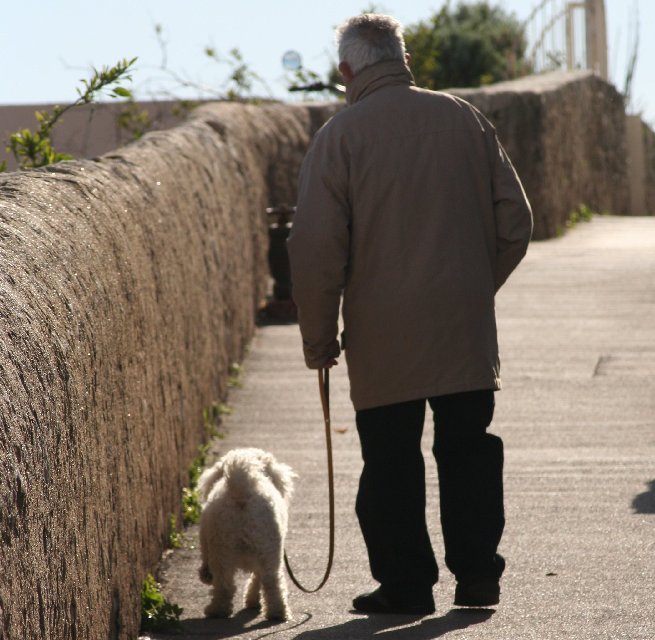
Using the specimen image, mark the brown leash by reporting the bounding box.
[284,368,335,593]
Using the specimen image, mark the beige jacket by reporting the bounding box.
[287,60,533,410]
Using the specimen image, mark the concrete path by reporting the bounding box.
[141,216,655,640]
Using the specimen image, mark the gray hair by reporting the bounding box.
[336,14,406,75]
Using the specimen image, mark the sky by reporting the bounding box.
[0,1,652,126]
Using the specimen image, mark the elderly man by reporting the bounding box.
[287,14,532,615]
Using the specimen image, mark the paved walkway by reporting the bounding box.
[142,216,655,640]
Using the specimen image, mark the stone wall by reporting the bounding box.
[641,120,655,214]
[0,101,337,640]
[453,70,632,238]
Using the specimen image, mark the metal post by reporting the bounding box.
[566,3,575,71]
[585,0,608,79]
[258,205,298,324]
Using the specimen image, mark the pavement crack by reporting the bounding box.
[593,354,611,377]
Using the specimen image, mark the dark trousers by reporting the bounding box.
[355,390,505,592]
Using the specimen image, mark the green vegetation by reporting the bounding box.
[180,390,236,526]
[164,396,233,551]
[168,514,184,549]
[1,58,136,172]
[405,1,530,90]
[294,1,531,97]
[116,99,153,141]
[556,203,598,236]
[204,46,266,101]
[153,23,267,103]
[228,362,243,388]
[181,485,202,526]
[140,574,183,632]
[181,443,210,526]
[144,390,234,630]
[567,203,595,228]
[204,401,231,427]
[144,391,234,632]
[188,442,212,490]
[0,24,267,170]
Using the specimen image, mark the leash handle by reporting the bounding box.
[284,368,335,593]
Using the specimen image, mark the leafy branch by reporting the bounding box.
[2,57,137,171]
[150,24,270,101]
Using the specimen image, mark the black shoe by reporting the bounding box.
[353,587,435,615]
[454,579,500,607]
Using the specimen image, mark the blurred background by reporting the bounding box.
[0,1,651,123]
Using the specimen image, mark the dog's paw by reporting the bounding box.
[204,602,233,618]
[244,575,261,609]
[198,564,212,585]
[264,605,291,622]
[244,595,261,610]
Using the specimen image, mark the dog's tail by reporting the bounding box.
[198,449,296,506]
[197,462,224,504]
[197,454,259,504]
[222,459,259,501]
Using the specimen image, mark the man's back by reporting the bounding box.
[325,65,499,311]
[290,59,531,410]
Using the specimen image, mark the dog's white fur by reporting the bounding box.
[197,447,296,620]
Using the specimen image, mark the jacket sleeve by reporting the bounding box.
[489,132,533,291]
[287,125,350,369]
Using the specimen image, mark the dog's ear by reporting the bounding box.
[263,456,297,499]
[197,460,224,504]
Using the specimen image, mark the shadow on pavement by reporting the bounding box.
[290,608,494,639]
[152,608,304,640]
[632,480,655,514]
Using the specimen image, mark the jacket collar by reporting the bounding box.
[346,59,415,105]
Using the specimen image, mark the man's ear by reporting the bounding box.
[339,61,355,83]
[405,52,412,67]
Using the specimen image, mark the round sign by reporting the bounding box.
[282,50,302,71]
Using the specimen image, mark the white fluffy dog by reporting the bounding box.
[197,448,296,620]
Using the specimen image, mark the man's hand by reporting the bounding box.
[323,358,339,369]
